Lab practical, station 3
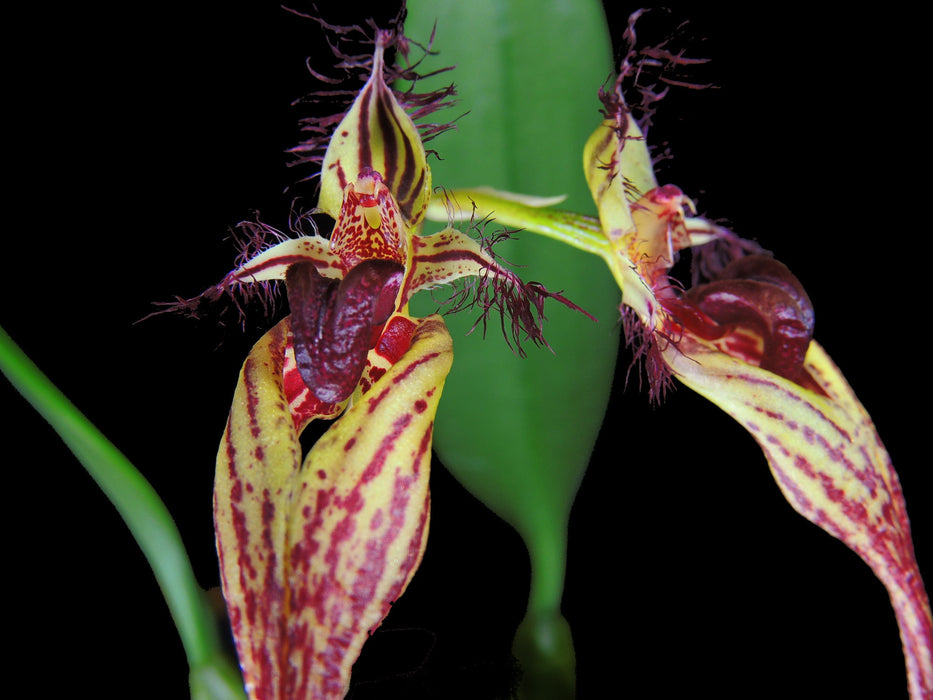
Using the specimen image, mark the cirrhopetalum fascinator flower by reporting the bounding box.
[178,22,576,699]
[423,16,932,699]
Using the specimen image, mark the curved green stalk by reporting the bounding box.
[426,189,607,257]
[0,325,245,700]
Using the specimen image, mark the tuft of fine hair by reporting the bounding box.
[619,305,675,404]
[596,9,712,201]
[141,216,296,327]
[430,200,595,357]
[283,5,458,187]
[606,9,712,136]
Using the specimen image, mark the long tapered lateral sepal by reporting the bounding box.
[663,337,932,699]
[214,319,303,700]
[286,314,451,697]
[215,314,452,700]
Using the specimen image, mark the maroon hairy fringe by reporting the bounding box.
[619,305,675,405]
[430,210,594,357]
[284,4,458,185]
[597,9,712,200]
[142,217,294,327]
[609,9,712,135]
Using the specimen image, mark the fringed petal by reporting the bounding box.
[405,225,592,353]
[227,237,345,285]
[404,226,517,301]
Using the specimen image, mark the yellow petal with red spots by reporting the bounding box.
[214,314,453,699]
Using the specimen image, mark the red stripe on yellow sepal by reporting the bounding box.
[318,31,431,230]
[663,336,933,698]
[226,237,345,286]
[215,313,452,699]
[404,226,523,302]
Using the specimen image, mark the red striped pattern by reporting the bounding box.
[318,32,431,229]
[215,315,452,699]
[665,337,932,698]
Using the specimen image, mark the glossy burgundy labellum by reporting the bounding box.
[286,259,405,403]
[678,255,817,388]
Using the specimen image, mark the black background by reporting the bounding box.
[3,3,929,698]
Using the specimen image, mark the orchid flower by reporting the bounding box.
[184,21,574,699]
[420,15,933,699]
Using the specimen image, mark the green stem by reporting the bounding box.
[0,324,245,699]
[426,190,608,258]
[523,516,568,617]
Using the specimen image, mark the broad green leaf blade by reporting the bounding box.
[0,325,246,700]
[404,1,618,694]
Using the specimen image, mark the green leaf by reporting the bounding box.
[403,1,617,694]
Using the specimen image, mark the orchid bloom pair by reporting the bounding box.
[202,27,574,698]
[198,12,932,700]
